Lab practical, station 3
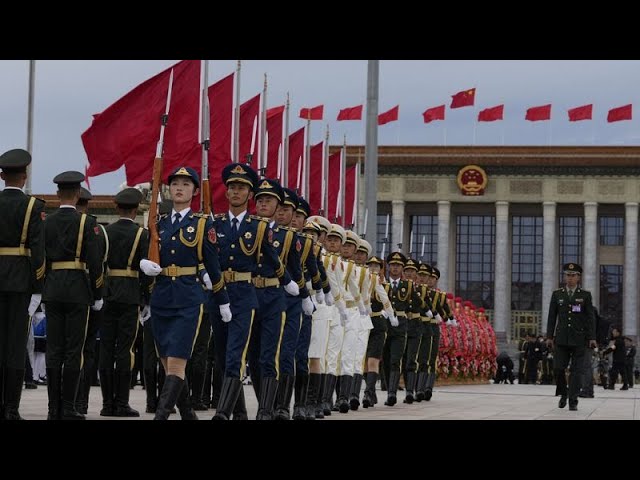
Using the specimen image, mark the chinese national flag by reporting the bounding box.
[607,104,632,122]
[568,104,593,122]
[525,104,552,121]
[450,88,476,109]
[378,105,399,126]
[423,105,445,123]
[478,104,504,122]
[337,105,363,121]
[299,105,324,120]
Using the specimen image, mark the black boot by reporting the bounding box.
[114,370,140,417]
[190,366,208,410]
[415,372,428,402]
[256,376,278,420]
[80,369,93,414]
[306,373,322,420]
[176,377,198,420]
[143,368,158,413]
[61,369,85,420]
[349,373,363,411]
[403,371,416,404]
[154,375,184,420]
[212,377,243,420]
[4,368,25,420]
[232,384,248,420]
[314,374,326,419]
[274,374,294,420]
[203,359,213,409]
[99,369,116,416]
[293,373,309,420]
[75,372,87,414]
[46,368,62,420]
[385,371,400,406]
[362,371,378,408]
[337,375,353,413]
[425,372,436,401]
[321,373,337,416]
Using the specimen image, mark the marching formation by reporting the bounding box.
[0,149,497,421]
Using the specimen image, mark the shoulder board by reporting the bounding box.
[298,232,313,240]
[555,288,563,292]
[278,225,293,231]
[249,214,270,223]
[159,213,169,220]
[89,214,98,219]
[214,213,226,219]
[32,196,46,205]
[193,213,207,218]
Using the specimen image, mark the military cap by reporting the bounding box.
[327,223,347,243]
[366,256,384,266]
[0,148,31,172]
[563,262,582,275]
[404,258,419,271]
[115,187,143,208]
[221,162,259,190]
[53,170,85,189]
[303,220,322,234]
[386,251,406,266]
[167,166,200,187]
[255,178,284,203]
[418,263,432,276]
[308,215,331,233]
[431,266,441,279]
[296,196,310,217]
[344,230,360,247]
[281,188,300,211]
[357,239,372,256]
[79,187,93,202]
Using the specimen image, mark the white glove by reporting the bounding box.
[202,273,213,290]
[315,290,325,304]
[325,291,335,306]
[140,305,151,325]
[140,259,162,277]
[381,310,389,319]
[358,302,367,316]
[339,310,348,327]
[40,303,45,314]
[91,299,104,311]
[451,318,459,327]
[366,305,373,316]
[28,293,42,317]
[219,303,232,323]
[446,319,454,326]
[426,309,434,318]
[302,297,315,315]
[284,280,299,296]
[435,313,443,324]
[390,315,399,327]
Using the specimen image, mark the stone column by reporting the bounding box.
[582,202,598,303]
[624,203,638,337]
[542,202,557,335]
[391,200,405,254]
[494,201,509,348]
[436,201,451,291]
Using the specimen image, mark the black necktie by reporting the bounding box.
[393,280,398,291]
[231,218,239,238]
[173,212,181,225]
[568,289,574,300]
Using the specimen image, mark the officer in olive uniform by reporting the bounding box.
[0,149,45,420]
[546,263,596,411]
[401,258,421,403]
[44,171,104,420]
[99,188,150,417]
[415,263,436,401]
[74,187,107,415]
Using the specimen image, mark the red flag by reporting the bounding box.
[337,105,363,121]
[308,142,324,214]
[299,105,324,120]
[450,88,476,109]
[344,165,357,228]
[607,104,632,122]
[478,105,504,122]
[238,94,261,165]
[82,60,201,186]
[287,127,305,191]
[327,151,342,221]
[208,73,234,213]
[423,105,445,123]
[525,104,552,121]
[568,104,592,122]
[265,105,284,180]
[378,105,399,126]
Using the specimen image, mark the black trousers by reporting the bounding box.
[0,292,30,368]
[99,301,139,371]
[553,344,585,402]
[83,307,103,384]
[383,317,408,375]
[403,319,421,374]
[45,302,90,371]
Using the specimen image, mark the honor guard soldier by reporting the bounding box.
[401,257,421,403]
[44,171,104,420]
[140,166,230,420]
[0,149,45,420]
[414,263,436,401]
[546,262,596,411]
[74,187,107,415]
[210,163,290,420]
[98,188,150,417]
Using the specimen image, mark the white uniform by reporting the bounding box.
[338,260,366,376]
[352,266,374,376]
[324,254,349,375]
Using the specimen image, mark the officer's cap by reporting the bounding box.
[563,263,582,275]
[386,251,406,266]
[431,266,441,279]
[78,187,93,203]
[0,148,31,173]
[280,188,299,212]
[254,178,284,204]
[344,230,360,247]
[418,263,432,276]
[303,220,322,234]
[366,256,384,266]
[327,224,346,243]
[222,162,258,190]
[295,196,309,217]
[53,171,85,190]
[167,166,200,187]
[115,188,143,208]
[404,258,419,271]
[357,239,372,256]
[308,215,331,233]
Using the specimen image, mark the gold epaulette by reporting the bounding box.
[298,231,313,240]
[278,225,294,232]
[159,213,169,220]
[193,212,208,218]
[249,214,270,223]
[214,213,226,219]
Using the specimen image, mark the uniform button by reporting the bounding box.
[258,264,262,267]
[171,276,176,281]
[568,323,571,327]
[231,244,235,249]
[171,249,175,254]
[230,256,234,261]
[172,236,176,241]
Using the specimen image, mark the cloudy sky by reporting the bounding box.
[1,60,639,194]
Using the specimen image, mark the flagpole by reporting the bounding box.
[233,60,241,163]
[303,117,311,197]
[364,60,379,243]
[340,135,346,226]
[25,60,35,195]
[259,73,267,173]
[354,159,360,232]
[322,124,329,215]
[199,60,210,212]
[283,92,290,187]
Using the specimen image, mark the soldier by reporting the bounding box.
[98,188,150,417]
[139,166,230,420]
[423,265,449,400]
[0,149,45,420]
[74,187,107,415]
[414,263,436,401]
[546,263,596,411]
[401,257,420,403]
[43,171,104,420]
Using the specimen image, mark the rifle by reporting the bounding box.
[148,69,175,264]
[199,60,212,215]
